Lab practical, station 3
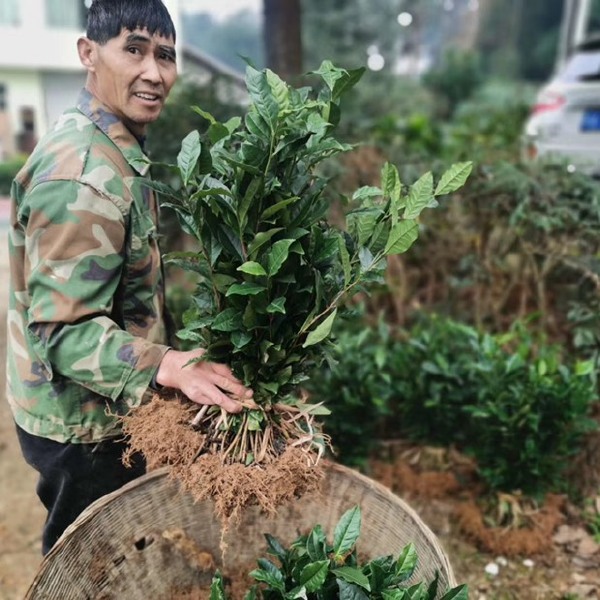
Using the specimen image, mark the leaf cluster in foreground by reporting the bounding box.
[210,505,468,600]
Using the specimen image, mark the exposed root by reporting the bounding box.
[122,393,202,469]
[120,394,326,532]
[182,399,329,467]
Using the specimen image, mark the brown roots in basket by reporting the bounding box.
[120,393,325,529]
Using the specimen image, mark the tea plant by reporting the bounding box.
[209,505,468,600]
[305,310,399,467]
[310,313,597,496]
[394,317,597,496]
[145,62,472,467]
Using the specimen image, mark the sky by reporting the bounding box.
[179,0,261,20]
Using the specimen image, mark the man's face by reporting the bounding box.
[84,27,177,136]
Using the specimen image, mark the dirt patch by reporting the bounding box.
[368,441,600,599]
[0,230,46,599]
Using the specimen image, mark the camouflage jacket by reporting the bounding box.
[6,88,171,443]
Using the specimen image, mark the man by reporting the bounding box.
[6,0,252,555]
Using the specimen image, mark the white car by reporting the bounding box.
[523,39,600,175]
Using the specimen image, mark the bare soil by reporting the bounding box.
[1,224,600,599]
[0,229,46,599]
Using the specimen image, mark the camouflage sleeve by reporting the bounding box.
[21,178,170,404]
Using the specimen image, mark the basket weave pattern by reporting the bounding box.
[27,461,456,599]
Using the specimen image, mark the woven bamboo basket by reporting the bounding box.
[26,461,456,599]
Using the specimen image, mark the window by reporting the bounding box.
[585,0,600,41]
[45,0,88,29]
[0,0,20,26]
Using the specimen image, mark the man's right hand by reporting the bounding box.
[155,349,252,413]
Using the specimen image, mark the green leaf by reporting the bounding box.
[246,111,271,140]
[306,112,330,137]
[262,196,300,220]
[140,177,180,201]
[337,579,370,600]
[403,171,434,220]
[226,283,267,297]
[250,562,285,592]
[338,235,352,286]
[426,571,440,600]
[240,177,263,224]
[284,586,308,600]
[177,130,201,187]
[209,571,227,600]
[384,220,419,255]
[312,59,346,93]
[405,582,427,599]
[248,228,284,259]
[183,317,214,330]
[238,261,267,276]
[247,409,264,431]
[434,162,473,196]
[395,543,418,581]
[190,105,232,144]
[347,208,382,247]
[268,239,295,276]
[246,66,279,131]
[265,533,287,561]
[191,105,218,125]
[243,587,257,600]
[352,186,383,202]
[333,505,361,559]
[306,524,327,561]
[213,274,237,293]
[303,402,331,416]
[381,589,405,600]
[302,308,338,348]
[257,557,284,578]
[266,68,290,112]
[211,308,243,332]
[267,297,287,314]
[358,247,376,272]
[311,61,365,101]
[575,360,595,376]
[332,66,366,101]
[232,331,252,350]
[381,162,401,202]
[332,567,371,591]
[439,585,469,600]
[299,560,330,593]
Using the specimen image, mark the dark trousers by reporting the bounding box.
[15,425,146,555]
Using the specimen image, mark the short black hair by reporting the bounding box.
[86,0,176,44]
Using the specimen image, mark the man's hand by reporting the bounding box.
[155,349,251,413]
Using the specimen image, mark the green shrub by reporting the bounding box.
[305,311,396,467]
[422,49,484,118]
[0,155,27,195]
[396,315,598,497]
[312,313,598,497]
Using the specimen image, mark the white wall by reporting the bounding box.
[0,0,183,155]
[42,71,87,128]
[0,0,83,71]
[0,70,47,139]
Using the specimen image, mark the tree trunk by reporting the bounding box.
[263,0,303,82]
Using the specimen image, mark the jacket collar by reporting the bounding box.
[76,88,151,176]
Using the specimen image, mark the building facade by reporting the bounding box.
[0,0,181,159]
